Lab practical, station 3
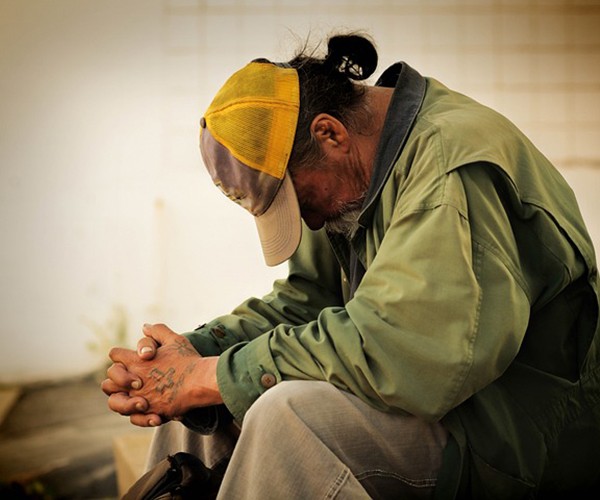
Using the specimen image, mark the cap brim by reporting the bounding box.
[255,174,302,266]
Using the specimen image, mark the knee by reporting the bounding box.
[242,380,335,430]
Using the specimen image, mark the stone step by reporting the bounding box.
[0,387,20,427]
[113,431,154,496]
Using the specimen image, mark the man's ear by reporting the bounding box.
[310,114,350,154]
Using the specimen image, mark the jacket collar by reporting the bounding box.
[357,62,427,227]
[327,63,427,298]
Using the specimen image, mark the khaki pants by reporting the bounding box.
[146,381,448,499]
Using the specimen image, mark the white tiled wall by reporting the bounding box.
[1,0,598,382]
[159,0,599,244]
[160,0,599,167]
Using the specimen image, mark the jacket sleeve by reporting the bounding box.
[179,225,343,431]
[216,164,532,423]
[183,225,344,357]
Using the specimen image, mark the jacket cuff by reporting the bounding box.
[180,322,238,432]
[184,321,240,356]
[216,334,280,423]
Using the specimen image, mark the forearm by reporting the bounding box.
[185,226,343,355]
[180,356,223,410]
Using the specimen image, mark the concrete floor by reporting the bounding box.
[0,374,153,499]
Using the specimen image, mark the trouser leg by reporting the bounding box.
[218,380,448,500]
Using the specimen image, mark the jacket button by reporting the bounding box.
[260,373,277,388]
[212,326,226,338]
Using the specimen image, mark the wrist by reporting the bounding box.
[187,356,223,411]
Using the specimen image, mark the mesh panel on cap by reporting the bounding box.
[203,62,299,181]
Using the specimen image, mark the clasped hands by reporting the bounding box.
[101,323,222,427]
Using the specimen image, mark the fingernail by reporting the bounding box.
[149,419,157,427]
[136,402,145,411]
[131,380,141,390]
[140,346,153,355]
[143,323,152,329]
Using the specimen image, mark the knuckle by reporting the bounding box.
[100,380,111,395]
[105,366,117,381]
[108,347,121,360]
[106,363,124,380]
[129,415,143,427]
[107,396,121,413]
[108,393,131,415]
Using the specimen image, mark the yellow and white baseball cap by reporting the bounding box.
[200,60,301,266]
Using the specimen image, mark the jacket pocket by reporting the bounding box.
[468,449,536,500]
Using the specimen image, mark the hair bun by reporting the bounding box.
[325,34,378,81]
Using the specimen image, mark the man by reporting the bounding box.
[103,34,600,498]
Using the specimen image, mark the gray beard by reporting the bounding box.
[324,206,362,240]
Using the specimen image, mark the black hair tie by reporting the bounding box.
[325,35,378,81]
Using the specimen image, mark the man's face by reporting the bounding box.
[289,112,374,235]
[290,154,368,234]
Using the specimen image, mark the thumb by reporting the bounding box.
[142,323,179,345]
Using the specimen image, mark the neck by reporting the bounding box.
[351,86,394,190]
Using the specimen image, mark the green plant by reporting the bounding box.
[84,305,129,377]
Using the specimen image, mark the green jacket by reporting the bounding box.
[186,63,600,497]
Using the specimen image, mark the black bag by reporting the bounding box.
[122,452,220,500]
